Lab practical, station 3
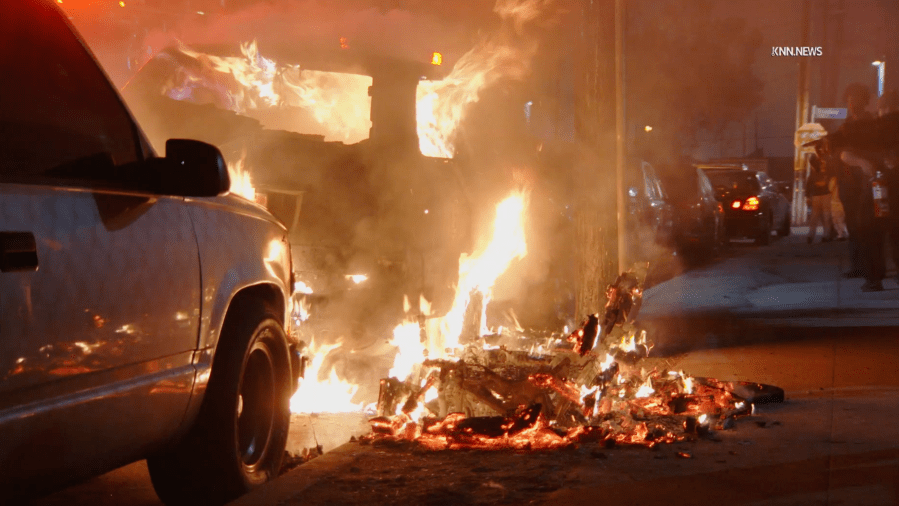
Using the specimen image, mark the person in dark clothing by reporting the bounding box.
[884,149,899,282]
[841,149,885,291]
[815,84,897,289]
[833,153,866,278]
[876,93,899,281]
[844,82,874,123]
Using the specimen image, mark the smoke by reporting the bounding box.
[138,1,474,71]
[119,0,570,408]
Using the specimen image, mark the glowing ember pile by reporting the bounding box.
[358,191,779,451]
[364,291,757,450]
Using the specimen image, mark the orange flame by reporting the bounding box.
[416,0,547,158]
[290,339,363,414]
[426,189,529,356]
[170,40,372,144]
[227,154,256,202]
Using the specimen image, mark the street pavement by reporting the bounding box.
[233,228,899,506]
[234,327,899,506]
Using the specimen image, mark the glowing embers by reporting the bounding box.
[365,338,756,451]
[363,266,774,451]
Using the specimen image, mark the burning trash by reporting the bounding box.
[288,188,783,454]
[353,192,783,451]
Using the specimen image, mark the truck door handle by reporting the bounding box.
[0,232,38,272]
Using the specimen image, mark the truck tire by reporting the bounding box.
[148,305,291,506]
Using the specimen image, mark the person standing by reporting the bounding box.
[883,149,899,282]
[832,84,875,279]
[877,91,899,282]
[844,82,874,122]
[805,155,833,244]
[841,149,884,291]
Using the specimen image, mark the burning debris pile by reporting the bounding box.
[290,188,783,453]
[364,272,774,451]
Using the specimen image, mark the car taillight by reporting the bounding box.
[731,200,741,209]
[742,196,760,211]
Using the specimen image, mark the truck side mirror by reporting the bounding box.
[158,139,230,197]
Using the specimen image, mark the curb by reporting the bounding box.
[231,442,367,506]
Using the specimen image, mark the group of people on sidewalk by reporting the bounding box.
[808,84,899,292]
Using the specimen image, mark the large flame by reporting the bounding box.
[159,0,550,157]
[386,189,529,381]
[388,320,426,382]
[434,189,528,353]
[168,40,372,144]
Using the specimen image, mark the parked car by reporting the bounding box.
[701,165,792,245]
[625,160,675,256]
[657,165,726,261]
[0,1,301,503]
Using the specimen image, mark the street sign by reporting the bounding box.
[813,107,847,119]
[795,122,827,151]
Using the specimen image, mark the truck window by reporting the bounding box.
[0,0,140,185]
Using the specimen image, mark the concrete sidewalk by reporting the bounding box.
[639,227,899,329]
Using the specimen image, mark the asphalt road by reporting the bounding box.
[28,229,899,505]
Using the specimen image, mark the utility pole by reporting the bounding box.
[573,0,617,319]
[615,0,626,272]
[792,0,811,226]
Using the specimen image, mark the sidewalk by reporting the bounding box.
[639,227,899,331]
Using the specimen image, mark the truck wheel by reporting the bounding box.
[148,305,291,506]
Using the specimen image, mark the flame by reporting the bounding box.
[682,375,694,394]
[167,40,372,144]
[388,320,425,382]
[426,190,528,355]
[634,376,654,398]
[227,155,256,202]
[415,0,545,157]
[290,340,363,414]
[600,353,616,372]
[291,294,311,325]
[345,274,368,284]
[294,281,314,294]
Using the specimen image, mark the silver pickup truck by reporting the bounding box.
[0,0,302,503]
